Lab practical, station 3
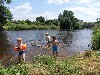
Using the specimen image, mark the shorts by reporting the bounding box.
[19,50,25,56]
[52,45,58,52]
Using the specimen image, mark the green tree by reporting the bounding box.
[25,19,32,25]
[58,10,79,30]
[0,0,12,26]
[36,16,45,24]
[45,20,53,25]
[52,19,58,26]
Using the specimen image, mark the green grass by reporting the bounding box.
[0,50,100,75]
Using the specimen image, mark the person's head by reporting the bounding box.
[46,33,48,36]
[52,35,56,40]
[17,38,22,43]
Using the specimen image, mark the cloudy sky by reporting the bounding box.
[7,0,100,22]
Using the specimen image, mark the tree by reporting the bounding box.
[36,16,45,24]
[0,0,11,5]
[45,20,53,25]
[0,0,12,26]
[25,19,32,25]
[96,18,98,22]
[52,19,58,26]
[58,10,79,30]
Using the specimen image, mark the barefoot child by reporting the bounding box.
[45,33,51,49]
[16,38,25,62]
[51,35,61,56]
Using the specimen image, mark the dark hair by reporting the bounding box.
[52,36,56,39]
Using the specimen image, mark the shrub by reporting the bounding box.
[92,28,100,49]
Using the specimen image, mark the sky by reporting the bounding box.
[6,0,100,22]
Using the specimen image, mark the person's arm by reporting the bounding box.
[57,40,61,49]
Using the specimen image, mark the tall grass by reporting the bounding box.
[0,50,100,75]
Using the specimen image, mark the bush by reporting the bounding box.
[92,28,100,49]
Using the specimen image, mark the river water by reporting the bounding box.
[0,29,92,66]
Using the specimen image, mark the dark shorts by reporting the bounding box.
[52,45,58,52]
[19,50,25,56]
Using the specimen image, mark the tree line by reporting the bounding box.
[0,0,95,30]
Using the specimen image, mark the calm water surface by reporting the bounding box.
[0,29,92,66]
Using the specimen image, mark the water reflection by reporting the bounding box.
[57,29,92,56]
[0,31,14,66]
[0,31,11,53]
[58,31,73,46]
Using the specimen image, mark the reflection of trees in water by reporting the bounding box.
[0,31,11,54]
[57,31,73,47]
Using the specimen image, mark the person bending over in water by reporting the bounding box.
[45,33,51,49]
[50,35,61,56]
[17,38,25,62]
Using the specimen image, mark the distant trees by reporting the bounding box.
[25,19,32,25]
[96,18,100,22]
[58,10,79,30]
[82,22,94,29]
[96,18,100,26]
[5,10,82,30]
[36,16,45,23]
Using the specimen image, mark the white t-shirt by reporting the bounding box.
[46,35,51,42]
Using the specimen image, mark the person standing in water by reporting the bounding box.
[17,38,25,62]
[45,33,51,49]
[51,35,61,56]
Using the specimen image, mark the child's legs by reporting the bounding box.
[48,42,51,47]
[52,46,58,56]
[54,46,58,56]
[52,46,55,55]
[21,51,25,62]
[18,51,25,62]
[47,42,50,48]
[18,51,22,62]
[18,55,21,62]
[56,51,58,56]
[22,53,25,62]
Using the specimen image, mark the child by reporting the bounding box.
[17,38,25,62]
[45,33,51,49]
[51,35,61,56]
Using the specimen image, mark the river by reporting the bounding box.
[0,29,92,66]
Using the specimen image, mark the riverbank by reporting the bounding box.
[3,24,60,30]
[0,50,100,75]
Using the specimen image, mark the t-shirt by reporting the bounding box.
[46,35,51,42]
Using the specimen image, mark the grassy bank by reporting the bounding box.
[0,50,100,75]
[3,23,60,30]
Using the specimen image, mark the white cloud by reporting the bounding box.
[10,2,34,20]
[77,0,93,3]
[41,12,58,20]
[47,0,93,4]
[47,0,70,4]
[10,1,100,22]
[11,2,32,15]
[10,2,58,21]
[66,3,100,22]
